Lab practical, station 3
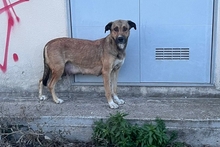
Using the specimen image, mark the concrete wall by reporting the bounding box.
[0,0,68,92]
[1,0,220,94]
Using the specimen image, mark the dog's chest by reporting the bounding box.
[113,57,125,70]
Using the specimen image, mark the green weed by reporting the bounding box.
[92,112,185,147]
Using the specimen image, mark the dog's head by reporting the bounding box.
[105,20,136,50]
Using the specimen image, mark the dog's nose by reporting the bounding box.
[117,36,125,43]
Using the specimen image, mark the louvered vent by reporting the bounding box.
[155,48,189,60]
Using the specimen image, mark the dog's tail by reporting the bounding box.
[42,47,51,86]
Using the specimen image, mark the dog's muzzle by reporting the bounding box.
[116,35,127,49]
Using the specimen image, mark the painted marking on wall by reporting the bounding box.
[0,0,29,73]
[13,53,18,62]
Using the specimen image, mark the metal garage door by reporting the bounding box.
[69,0,140,83]
[69,0,214,84]
[140,0,214,83]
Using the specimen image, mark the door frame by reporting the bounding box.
[67,0,219,87]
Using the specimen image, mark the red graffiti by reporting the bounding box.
[0,0,29,73]
[13,53,18,62]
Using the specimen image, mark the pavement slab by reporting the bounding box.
[0,93,220,146]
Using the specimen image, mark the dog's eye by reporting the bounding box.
[114,27,119,32]
[123,27,128,32]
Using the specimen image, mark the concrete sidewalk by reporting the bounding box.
[0,93,220,146]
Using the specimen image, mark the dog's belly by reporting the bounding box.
[65,62,102,76]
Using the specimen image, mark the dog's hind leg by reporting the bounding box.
[48,68,64,104]
[111,70,125,105]
[39,79,47,101]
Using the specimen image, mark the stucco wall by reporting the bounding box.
[0,0,68,92]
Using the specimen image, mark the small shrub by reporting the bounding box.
[92,112,133,147]
[92,112,185,147]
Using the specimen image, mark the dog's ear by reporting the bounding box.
[128,20,136,30]
[105,22,113,33]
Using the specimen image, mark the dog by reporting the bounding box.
[38,20,136,108]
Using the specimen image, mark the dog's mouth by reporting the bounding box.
[117,43,125,50]
[116,35,127,50]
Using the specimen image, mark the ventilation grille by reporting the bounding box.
[155,48,189,60]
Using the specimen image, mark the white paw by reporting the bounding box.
[55,98,64,104]
[116,99,125,105]
[113,95,125,105]
[108,100,119,109]
[39,95,47,101]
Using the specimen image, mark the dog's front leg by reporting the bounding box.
[111,70,125,105]
[102,70,119,109]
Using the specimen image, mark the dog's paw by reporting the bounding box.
[108,101,119,109]
[39,95,47,101]
[113,95,125,105]
[55,98,64,104]
[116,99,125,105]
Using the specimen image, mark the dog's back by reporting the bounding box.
[43,38,106,82]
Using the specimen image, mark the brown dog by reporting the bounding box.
[38,20,136,108]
